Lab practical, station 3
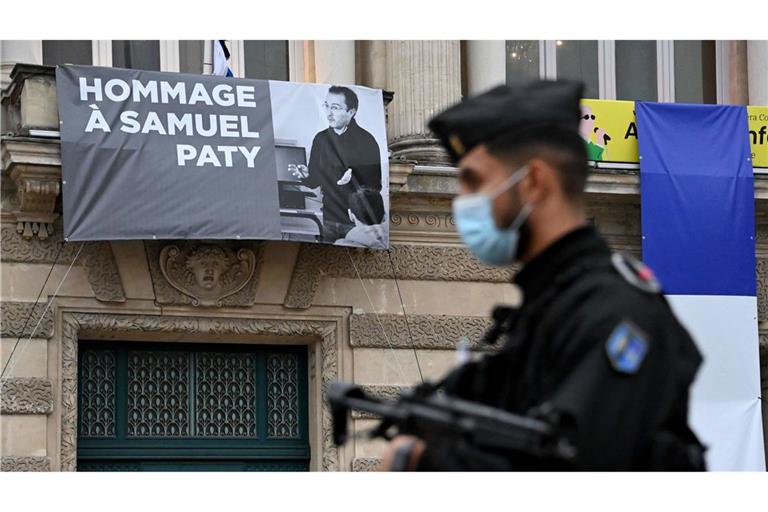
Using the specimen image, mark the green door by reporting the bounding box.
[77,341,310,471]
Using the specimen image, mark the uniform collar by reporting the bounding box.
[330,118,360,137]
[513,224,611,304]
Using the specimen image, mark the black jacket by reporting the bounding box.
[303,118,382,225]
[416,225,705,471]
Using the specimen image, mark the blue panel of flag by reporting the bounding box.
[637,102,756,296]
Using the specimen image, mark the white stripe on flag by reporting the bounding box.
[667,295,765,471]
[213,41,230,76]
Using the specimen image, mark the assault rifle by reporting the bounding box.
[328,381,577,470]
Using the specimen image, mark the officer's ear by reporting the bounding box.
[519,157,554,204]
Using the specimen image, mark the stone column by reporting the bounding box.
[747,40,768,105]
[356,40,387,90]
[466,40,506,95]
[310,40,355,84]
[1,40,42,90]
[728,41,750,105]
[385,40,462,164]
[288,40,306,82]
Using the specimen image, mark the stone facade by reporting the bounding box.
[1,41,767,471]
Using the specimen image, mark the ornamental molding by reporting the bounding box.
[0,377,53,414]
[353,385,406,419]
[349,313,493,350]
[146,241,264,307]
[285,244,514,310]
[758,259,768,322]
[351,457,382,472]
[0,226,126,303]
[0,456,51,472]
[59,311,341,472]
[81,242,126,303]
[1,138,62,240]
[1,222,78,263]
[389,210,459,244]
[0,301,54,338]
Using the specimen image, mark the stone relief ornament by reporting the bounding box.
[0,377,54,414]
[0,457,51,472]
[159,243,257,307]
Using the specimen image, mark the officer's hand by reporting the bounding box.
[379,435,426,471]
[336,168,353,185]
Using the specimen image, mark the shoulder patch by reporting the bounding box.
[611,253,662,294]
[605,321,649,374]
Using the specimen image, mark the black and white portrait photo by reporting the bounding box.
[269,81,389,248]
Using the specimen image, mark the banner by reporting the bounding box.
[749,106,768,168]
[580,99,639,163]
[56,65,390,249]
[581,99,768,168]
[638,101,765,471]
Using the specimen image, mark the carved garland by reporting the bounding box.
[757,259,768,322]
[349,313,493,350]
[59,312,341,472]
[351,457,382,472]
[353,385,406,419]
[0,301,55,338]
[0,457,51,472]
[0,377,53,414]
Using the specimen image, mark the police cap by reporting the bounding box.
[428,80,584,163]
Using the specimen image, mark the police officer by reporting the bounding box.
[379,80,706,471]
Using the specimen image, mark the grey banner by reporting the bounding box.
[57,65,281,240]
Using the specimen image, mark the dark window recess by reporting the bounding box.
[556,40,599,99]
[505,40,540,84]
[616,40,658,102]
[674,40,717,104]
[42,40,92,66]
[77,342,309,471]
[243,40,289,80]
[112,40,161,71]
[179,40,204,74]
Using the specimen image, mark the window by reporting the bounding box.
[42,40,92,66]
[112,40,160,70]
[243,40,289,80]
[555,40,599,99]
[674,40,717,104]
[178,40,204,74]
[77,341,310,471]
[503,40,719,104]
[615,40,657,101]
[505,40,539,84]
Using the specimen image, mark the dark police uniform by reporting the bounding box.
[414,81,706,471]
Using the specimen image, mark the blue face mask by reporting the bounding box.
[452,166,533,266]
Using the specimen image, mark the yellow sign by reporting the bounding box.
[580,100,768,168]
[748,106,768,168]
[580,99,639,163]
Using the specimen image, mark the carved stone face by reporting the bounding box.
[185,246,227,290]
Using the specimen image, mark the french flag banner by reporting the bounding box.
[213,40,234,77]
[638,102,765,470]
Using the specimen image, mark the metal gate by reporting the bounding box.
[76,341,309,471]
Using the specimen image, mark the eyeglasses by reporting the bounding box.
[323,102,347,113]
[582,114,596,120]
